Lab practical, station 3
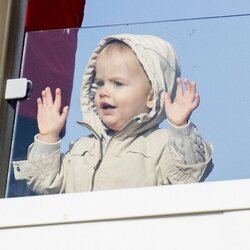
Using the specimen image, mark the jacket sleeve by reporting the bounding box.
[158,121,213,184]
[13,135,70,194]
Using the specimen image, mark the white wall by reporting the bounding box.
[1,179,250,249]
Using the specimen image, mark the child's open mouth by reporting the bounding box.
[101,102,116,110]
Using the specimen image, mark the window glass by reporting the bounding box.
[6,29,80,197]
[83,0,250,26]
[6,15,250,197]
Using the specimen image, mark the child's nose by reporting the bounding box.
[99,84,110,98]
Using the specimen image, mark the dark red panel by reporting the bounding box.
[25,0,85,31]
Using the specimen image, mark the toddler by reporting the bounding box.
[14,34,213,194]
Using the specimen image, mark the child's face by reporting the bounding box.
[94,45,153,131]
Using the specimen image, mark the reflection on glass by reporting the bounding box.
[6,29,79,197]
[7,15,250,197]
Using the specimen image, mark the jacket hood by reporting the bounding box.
[79,34,181,138]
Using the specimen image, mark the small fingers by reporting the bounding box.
[40,87,62,108]
[176,77,183,97]
[37,97,43,111]
[42,87,53,106]
[176,78,196,98]
[40,87,51,106]
[54,88,62,110]
[183,79,190,92]
[61,106,69,121]
[192,93,200,109]
[183,79,198,103]
[189,81,197,95]
[176,78,200,107]
[38,87,69,118]
[183,79,197,95]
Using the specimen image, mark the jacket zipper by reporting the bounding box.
[80,120,137,191]
[78,122,103,192]
[90,159,102,191]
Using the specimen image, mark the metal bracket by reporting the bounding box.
[5,78,32,100]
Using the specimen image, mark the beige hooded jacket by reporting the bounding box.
[13,34,213,194]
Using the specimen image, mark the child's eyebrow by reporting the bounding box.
[95,75,121,81]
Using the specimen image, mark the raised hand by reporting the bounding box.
[165,77,200,126]
[37,87,69,143]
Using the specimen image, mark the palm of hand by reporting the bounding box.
[37,87,69,142]
[165,78,200,126]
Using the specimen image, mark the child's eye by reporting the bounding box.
[95,81,104,88]
[113,81,124,87]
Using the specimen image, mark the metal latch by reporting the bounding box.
[5,78,32,100]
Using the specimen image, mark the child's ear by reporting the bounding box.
[146,89,154,109]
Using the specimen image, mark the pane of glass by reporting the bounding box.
[6,29,80,197]
[84,0,250,26]
[6,14,250,197]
